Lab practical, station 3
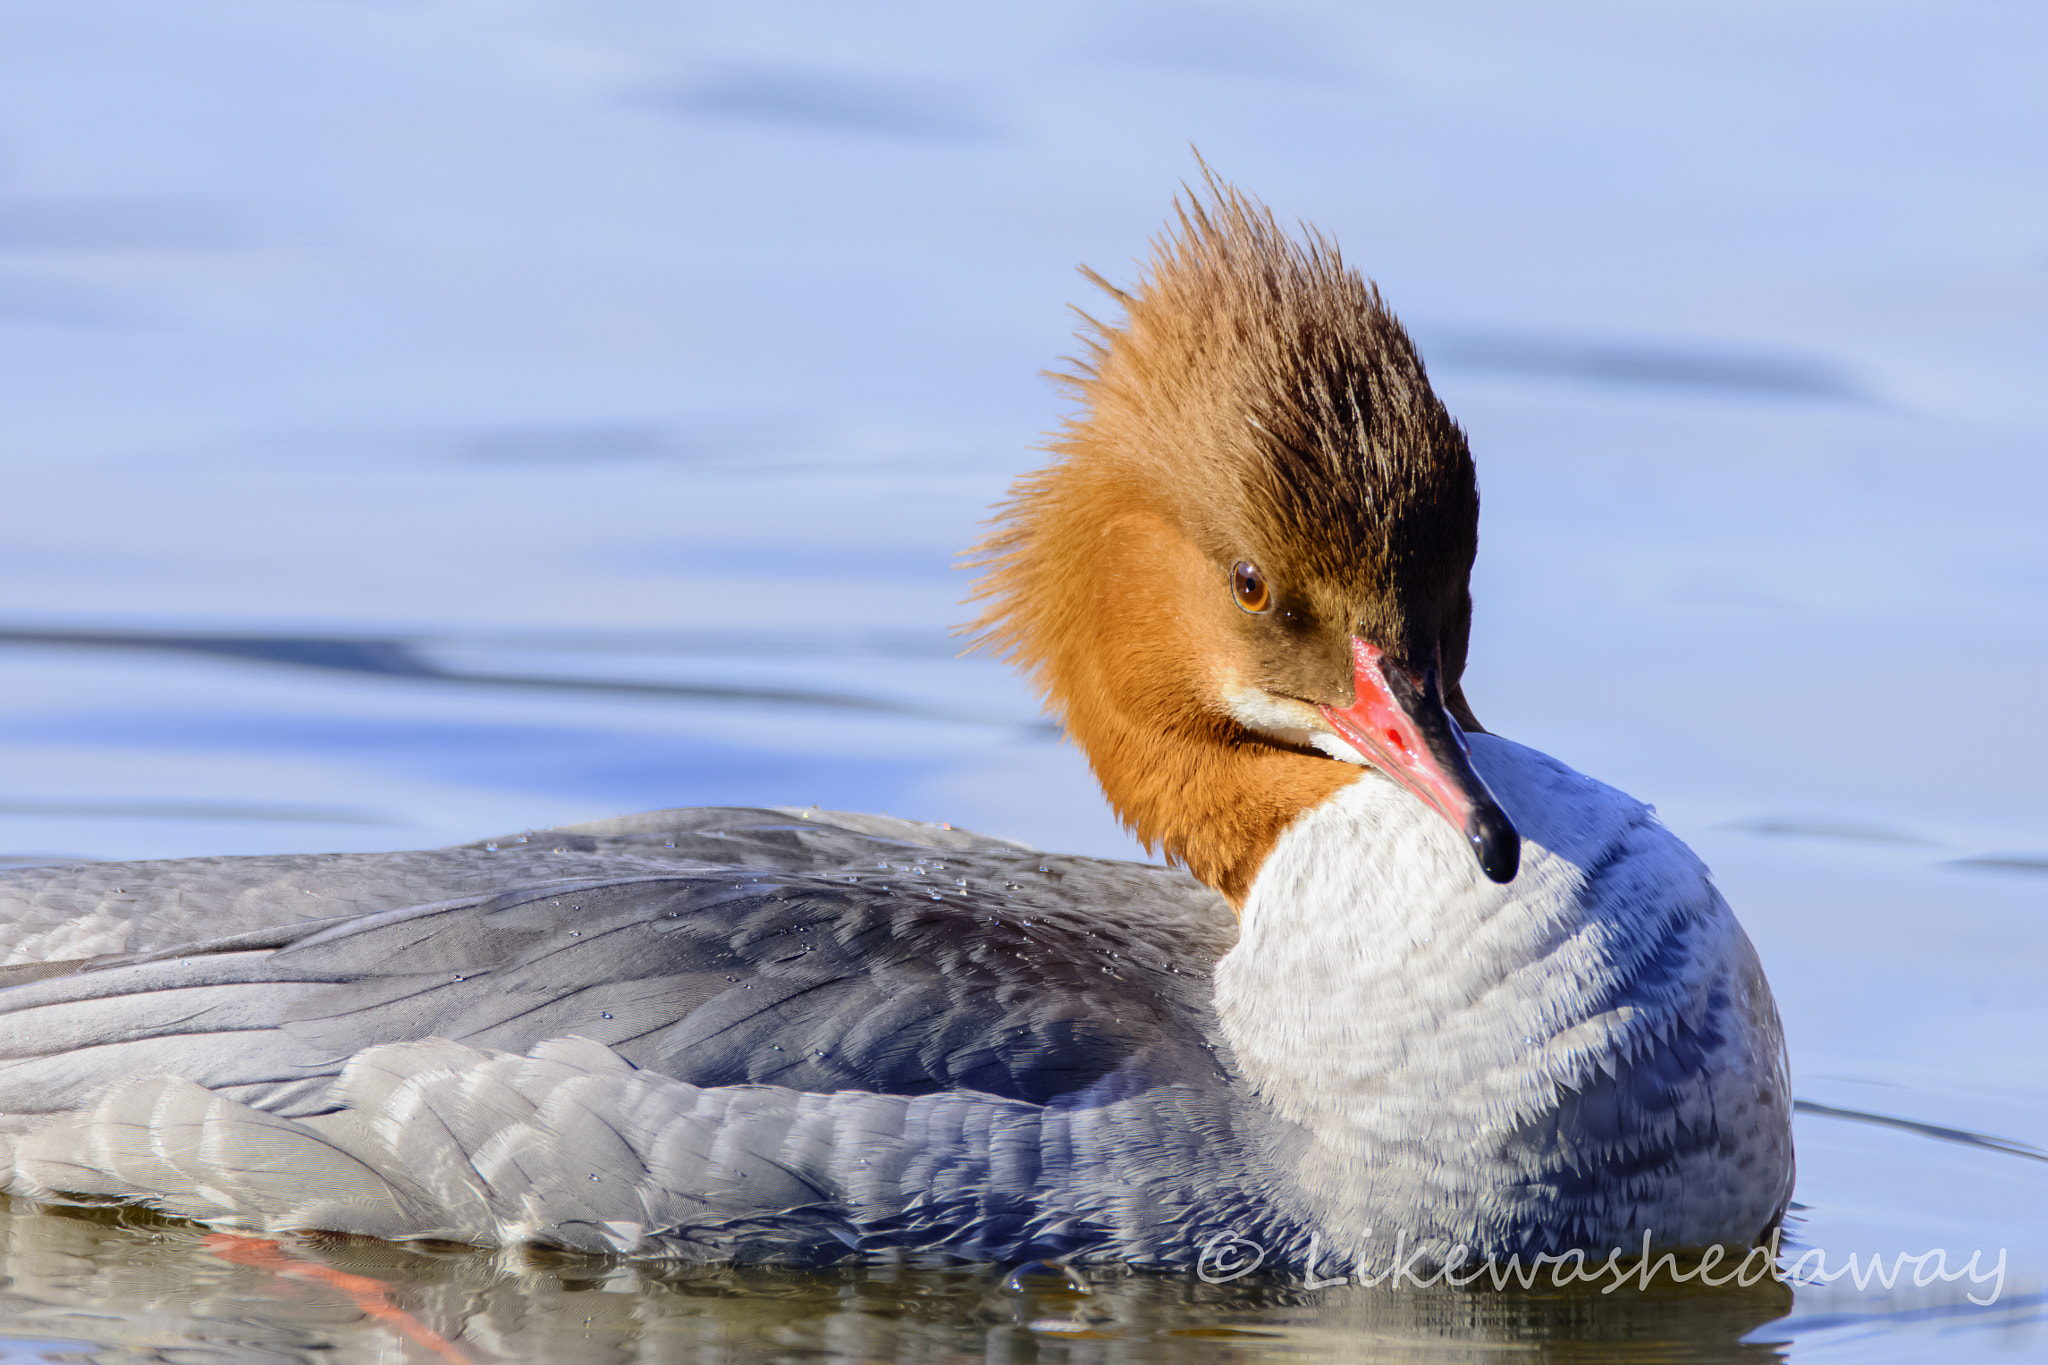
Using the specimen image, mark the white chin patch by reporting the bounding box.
[1307,731,1370,765]
[1219,685,1370,765]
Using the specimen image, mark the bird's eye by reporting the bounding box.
[1231,561,1271,614]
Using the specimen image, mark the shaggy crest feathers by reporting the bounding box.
[967,176,1485,904]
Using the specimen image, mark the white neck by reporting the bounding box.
[1215,732,1793,1257]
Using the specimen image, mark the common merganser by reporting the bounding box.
[0,181,1792,1274]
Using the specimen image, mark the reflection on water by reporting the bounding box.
[0,1201,1805,1364]
[1947,854,2048,877]
[1718,817,1941,848]
[658,64,1002,141]
[1793,1101,2047,1166]
[1423,332,1866,401]
[0,626,1028,727]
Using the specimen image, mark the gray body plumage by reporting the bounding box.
[0,737,1792,1270]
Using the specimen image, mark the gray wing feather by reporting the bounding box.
[2,864,1231,1118]
[1,808,1225,958]
[8,1035,1208,1261]
[0,810,1261,1260]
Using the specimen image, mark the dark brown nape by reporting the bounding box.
[965,174,1483,908]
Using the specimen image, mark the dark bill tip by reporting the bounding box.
[1465,805,1521,883]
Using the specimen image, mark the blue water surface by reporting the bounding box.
[0,3,2042,1361]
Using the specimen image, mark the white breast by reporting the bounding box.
[1218,732,1793,1260]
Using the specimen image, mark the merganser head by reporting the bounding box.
[970,176,1519,905]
